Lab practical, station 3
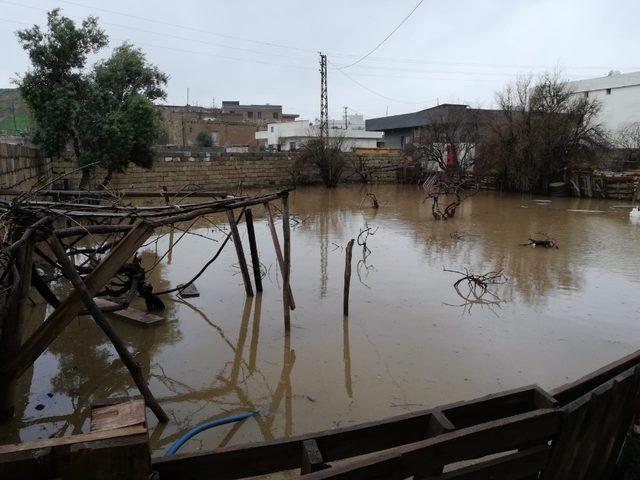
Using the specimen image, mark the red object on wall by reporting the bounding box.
[446,144,457,166]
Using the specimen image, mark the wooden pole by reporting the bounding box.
[343,239,355,316]
[263,202,295,309]
[244,208,263,293]
[281,193,291,331]
[226,209,254,297]
[0,239,34,420]
[49,236,168,423]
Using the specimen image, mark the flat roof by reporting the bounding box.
[567,71,640,93]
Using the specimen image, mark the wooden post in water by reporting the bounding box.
[264,202,295,309]
[343,239,355,316]
[281,193,291,330]
[49,236,169,423]
[227,209,254,297]
[0,238,34,420]
[245,208,263,293]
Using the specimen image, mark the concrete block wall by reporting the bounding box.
[51,150,403,191]
[0,142,51,191]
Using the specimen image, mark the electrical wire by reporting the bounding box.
[339,0,424,70]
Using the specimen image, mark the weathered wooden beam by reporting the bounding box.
[263,202,295,309]
[49,236,168,423]
[343,239,354,316]
[244,208,263,293]
[226,209,254,297]
[152,385,553,480]
[0,239,34,419]
[301,439,330,474]
[281,193,291,330]
[2,221,153,381]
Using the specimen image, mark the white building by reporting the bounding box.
[255,114,383,152]
[566,71,640,136]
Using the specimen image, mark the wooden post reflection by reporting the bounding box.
[248,293,262,372]
[230,297,253,385]
[167,226,175,265]
[343,315,353,398]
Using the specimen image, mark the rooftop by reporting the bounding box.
[366,104,500,131]
[566,71,640,93]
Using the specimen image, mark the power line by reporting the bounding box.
[339,0,424,70]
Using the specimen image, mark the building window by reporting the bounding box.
[289,142,297,151]
[270,126,274,132]
[257,111,262,119]
[273,112,279,119]
[606,88,612,95]
[247,111,253,118]
[211,132,218,145]
[584,92,589,99]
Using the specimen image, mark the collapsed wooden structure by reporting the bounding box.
[0,187,294,425]
[1,345,639,479]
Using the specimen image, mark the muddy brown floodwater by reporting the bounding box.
[2,185,640,460]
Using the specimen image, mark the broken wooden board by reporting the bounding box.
[110,307,164,327]
[177,283,200,298]
[93,297,121,311]
[91,399,146,432]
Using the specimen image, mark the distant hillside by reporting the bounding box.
[0,88,32,133]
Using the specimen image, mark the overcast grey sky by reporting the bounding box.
[1,0,639,120]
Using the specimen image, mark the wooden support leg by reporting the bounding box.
[343,239,355,316]
[281,194,291,331]
[263,202,295,310]
[244,208,263,293]
[49,236,168,423]
[3,222,153,381]
[0,240,34,420]
[226,209,254,297]
[301,439,330,474]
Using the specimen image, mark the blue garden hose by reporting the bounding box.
[165,411,258,456]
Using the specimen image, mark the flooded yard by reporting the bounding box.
[2,184,640,457]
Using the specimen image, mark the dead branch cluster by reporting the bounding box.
[357,225,378,260]
[422,174,478,220]
[443,267,508,314]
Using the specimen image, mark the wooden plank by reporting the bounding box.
[177,283,199,298]
[281,194,291,330]
[245,208,263,293]
[297,410,561,479]
[93,297,121,310]
[301,439,330,474]
[227,209,254,297]
[2,221,154,380]
[441,384,555,429]
[343,239,354,316]
[153,386,550,480]
[551,348,640,405]
[91,400,146,432]
[111,307,164,327]
[435,444,551,480]
[264,202,295,309]
[0,429,149,480]
[0,425,147,454]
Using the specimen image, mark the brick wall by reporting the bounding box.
[0,142,51,191]
[51,149,403,191]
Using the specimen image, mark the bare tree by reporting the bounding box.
[296,134,346,188]
[476,71,607,193]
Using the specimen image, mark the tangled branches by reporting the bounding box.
[422,174,478,220]
[357,225,378,260]
[443,267,508,314]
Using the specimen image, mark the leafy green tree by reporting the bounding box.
[16,10,167,187]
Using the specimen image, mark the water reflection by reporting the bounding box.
[2,185,640,456]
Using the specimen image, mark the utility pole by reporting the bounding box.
[186,87,190,106]
[343,106,348,130]
[319,53,328,143]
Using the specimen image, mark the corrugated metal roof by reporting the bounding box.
[366,104,501,131]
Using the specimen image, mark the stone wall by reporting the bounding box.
[51,149,403,191]
[0,142,51,191]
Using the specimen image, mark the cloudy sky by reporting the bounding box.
[1,0,639,121]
